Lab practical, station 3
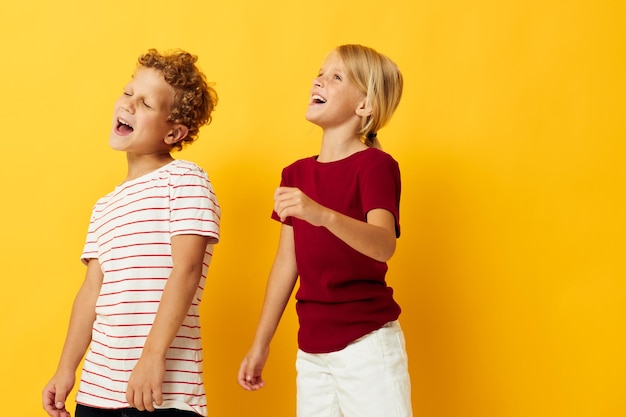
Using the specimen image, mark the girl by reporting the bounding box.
[238,44,412,417]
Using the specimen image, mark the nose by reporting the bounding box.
[119,96,135,114]
[313,76,323,88]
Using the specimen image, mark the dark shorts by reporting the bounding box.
[76,404,200,417]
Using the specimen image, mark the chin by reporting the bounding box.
[109,135,127,151]
[304,112,319,124]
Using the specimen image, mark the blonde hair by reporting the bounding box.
[335,44,403,148]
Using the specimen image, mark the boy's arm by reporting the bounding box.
[274,187,397,262]
[126,233,210,412]
[42,258,103,417]
[238,224,298,391]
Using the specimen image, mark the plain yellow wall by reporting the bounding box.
[1,1,624,416]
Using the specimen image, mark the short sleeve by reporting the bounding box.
[80,209,99,265]
[169,168,221,243]
[360,152,401,237]
[271,167,294,226]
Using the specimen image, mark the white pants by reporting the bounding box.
[296,321,413,417]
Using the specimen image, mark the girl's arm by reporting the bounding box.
[42,258,103,417]
[126,234,210,412]
[238,224,298,391]
[274,187,397,262]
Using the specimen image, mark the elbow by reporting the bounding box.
[372,237,396,263]
[374,251,395,263]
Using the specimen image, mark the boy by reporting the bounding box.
[42,49,220,417]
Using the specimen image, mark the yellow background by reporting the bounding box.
[1,1,624,416]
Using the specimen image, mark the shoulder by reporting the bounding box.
[362,147,398,165]
[350,148,399,175]
[162,160,210,182]
[166,159,207,176]
[282,155,317,173]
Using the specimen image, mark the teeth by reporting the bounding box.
[118,118,132,127]
[312,94,326,103]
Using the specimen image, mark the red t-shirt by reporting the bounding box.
[273,147,402,353]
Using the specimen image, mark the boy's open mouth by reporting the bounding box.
[116,118,134,135]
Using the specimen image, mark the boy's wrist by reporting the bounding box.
[140,344,168,360]
[54,365,77,378]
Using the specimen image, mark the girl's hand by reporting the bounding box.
[238,345,270,391]
[276,187,397,262]
[274,187,327,226]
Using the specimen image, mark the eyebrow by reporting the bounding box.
[320,65,344,73]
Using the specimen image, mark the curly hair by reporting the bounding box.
[137,49,218,151]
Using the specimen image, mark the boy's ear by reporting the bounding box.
[165,124,189,145]
[355,97,373,117]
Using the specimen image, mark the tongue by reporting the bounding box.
[118,124,133,135]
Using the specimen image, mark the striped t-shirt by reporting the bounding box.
[76,159,220,416]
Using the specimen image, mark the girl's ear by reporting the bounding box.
[356,97,373,117]
[165,124,189,145]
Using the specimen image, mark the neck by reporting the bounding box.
[124,152,174,182]
[318,127,367,162]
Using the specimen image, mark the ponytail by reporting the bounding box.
[364,132,382,149]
